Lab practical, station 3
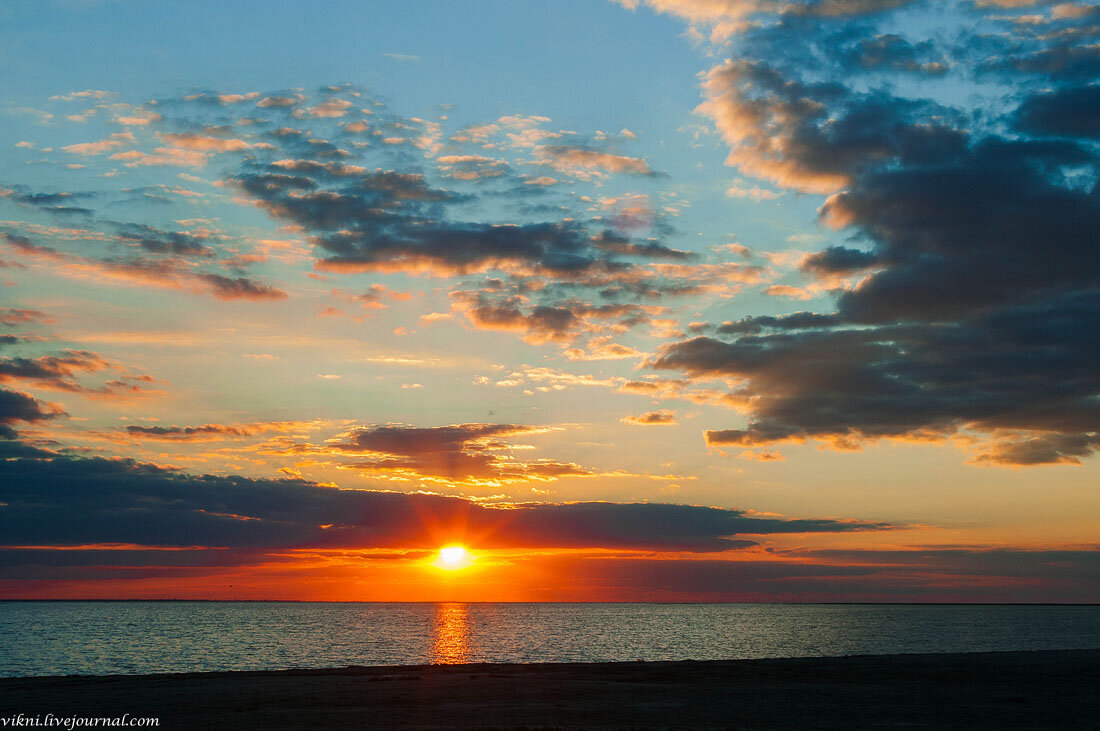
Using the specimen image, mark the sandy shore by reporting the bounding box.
[1,649,1097,729]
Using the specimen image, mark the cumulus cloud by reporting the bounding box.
[641,0,1100,465]
[622,410,678,425]
[61,132,136,156]
[322,423,593,486]
[5,83,762,343]
[0,350,112,392]
[0,388,64,438]
[535,145,659,178]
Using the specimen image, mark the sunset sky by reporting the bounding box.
[1,0,1098,602]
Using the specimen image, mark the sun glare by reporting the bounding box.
[435,545,472,570]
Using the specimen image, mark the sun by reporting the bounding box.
[434,545,472,570]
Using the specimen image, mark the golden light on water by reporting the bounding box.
[434,545,472,570]
[429,602,471,664]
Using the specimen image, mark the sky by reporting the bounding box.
[1,0,1098,602]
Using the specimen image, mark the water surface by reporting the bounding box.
[2,602,1098,677]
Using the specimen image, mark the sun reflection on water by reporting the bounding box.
[429,602,471,664]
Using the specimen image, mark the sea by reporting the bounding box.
[1,602,1098,678]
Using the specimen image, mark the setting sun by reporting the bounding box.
[435,546,472,570]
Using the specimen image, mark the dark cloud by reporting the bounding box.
[197,273,288,301]
[799,246,878,276]
[325,423,596,484]
[1014,84,1100,139]
[783,0,917,18]
[1,214,286,305]
[839,33,949,75]
[0,439,892,563]
[658,290,1100,461]
[125,424,254,440]
[115,223,213,256]
[0,388,64,438]
[592,230,695,260]
[120,421,313,442]
[10,85,756,335]
[649,3,1100,465]
[232,158,621,280]
[190,89,738,332]
[0,346,156,399]
[452,289,663,344]
[0,187,94,217]
[716,312,840,335]
[526,546,1100,601]
[983,43,1100,81]
[0,350,110,392]
[698,57,968,193]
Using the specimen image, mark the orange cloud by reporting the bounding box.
[622,410,678,425]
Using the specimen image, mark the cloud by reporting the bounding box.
[697,58,965,194]
[61,132,135,156]
[436,155,510,181]
[614,0,915,42]
[519,546,1100,602]
[115,223,213,256]
[799,246,878,277]
[642,1,1100,466]
[4,84,761,344]
[257,95,304,108]
[49,90,115,102]
[982,43,1100,81]
[121,421,319,442]
[591,230,694,260]
[0,437,893,559]
[0,308,52,327]
[658,291,1100,461]
[296,98,353,119]
[622,410,678,425]
[837,34,949,75]
[325,423,593,486]
[158,133,251,152]
[0,388,64,437]
[726,184,784,200]
[197,274,288,301]
[453,293,665,345]
[0,319,157,400]
[563,336,645,361]
[1014,84,1100,139]
[0,350,111,392]
[109,147,208,167]
[535,145,659,178]
[2,225,286,303]
[969,431,1100,466]
[0,189,95,217]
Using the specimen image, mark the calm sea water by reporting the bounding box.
[1,602,1098,677]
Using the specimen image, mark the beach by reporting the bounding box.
[1,648,1097,729]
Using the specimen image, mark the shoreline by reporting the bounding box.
[2,649,1098,729]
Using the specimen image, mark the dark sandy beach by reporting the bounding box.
[1,649,1098,730]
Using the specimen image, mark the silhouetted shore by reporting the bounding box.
[1,649,1097,729]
